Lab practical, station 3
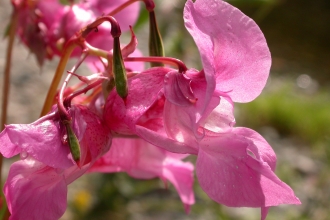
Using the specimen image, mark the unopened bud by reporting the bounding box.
[63,120,81,165]
[112,37,128,99]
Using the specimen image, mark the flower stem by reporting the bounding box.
[125,56,188,72]
[108,0,140,16]
[64,79,103,108]
[1,11,18,130]
[40,39,77,116]
[0,9,19,220]
[58,52,88,121]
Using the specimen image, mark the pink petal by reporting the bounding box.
[90,138,195,208]
[36,0,65,27]
[4,159,67,220]
[184,0,271,103]
[5,120,73,169]
[104,67,172,133]
[196,134,301,207]
[77,106,112,165]
[0,127,20,158]
[136,125,198,155]
[163,69,220,143]
[232,127,277,170]
[164,71,196,106]
[162,161,195,210]
[163,100,200,147]
[261,207,270,220]
[202,93,235,134]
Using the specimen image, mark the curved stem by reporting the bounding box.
[108,0,140,16]
[84,42,109,59]
[1,11,18,130]
[64,79,103,108]
[0,9,18,219]
[40,39,78,116]
[57,53,88,121]
[125,56,188,72]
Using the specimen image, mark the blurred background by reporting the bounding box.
[0,0,329,219]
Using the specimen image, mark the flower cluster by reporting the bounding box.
[1,0,300,219]
[12,0,139,65]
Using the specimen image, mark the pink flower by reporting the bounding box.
[103,0,300,218]
[0,105,111,219]
[89,137,195,212]
[14,0,140,65]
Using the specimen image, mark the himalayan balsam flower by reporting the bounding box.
[0,106,111,219]
[103,0,301,219]
[0,0,301,219]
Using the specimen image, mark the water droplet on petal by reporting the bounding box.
[20,151,28,160]
[229,121,236,127]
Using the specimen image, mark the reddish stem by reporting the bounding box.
[81,16,121,39]
[64,79,104,108]
[125,56,188,73]
[108,0,155,15]
[1,11,18,130]
[40,37,79,116]
[57,53,88,121]
[0,9,19,219]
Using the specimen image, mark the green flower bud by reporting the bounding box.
[63,121,81,164]
[112,37,128,99]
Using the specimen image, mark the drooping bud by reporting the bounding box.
[62,120,81,165]
[112,36,128,99]
[149,10,165,67]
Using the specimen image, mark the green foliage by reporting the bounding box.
[237,79,330,147]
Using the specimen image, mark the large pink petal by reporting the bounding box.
[4,159,67,220]
[89,138,195,208]
[196,134,300,207]
[163,100,200,147]
[202,94,235,134]
[5,120,73,169]
[136,125,198,154]
[184,0,271,103]
[232,127,277,171]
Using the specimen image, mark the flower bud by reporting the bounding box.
[112,37,128,99]
[63,120,81,165]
